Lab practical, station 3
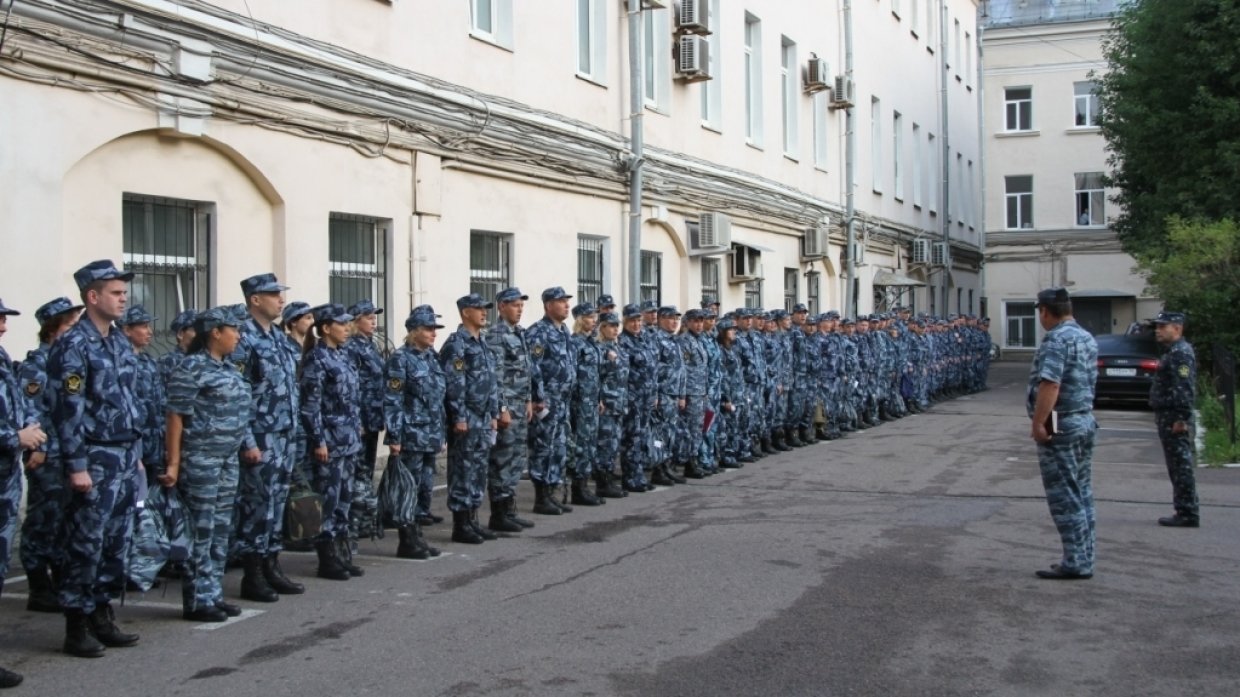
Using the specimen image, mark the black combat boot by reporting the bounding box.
[314,539,350,580]
[532,482,562,515]
[489,499,524,532]
[505,498,536,528]
[87,604,139,648]
[786,428,804,447]
[414,521,442,557]
[25,565,61,613]
[773,429,792,451]
[451,510,485,544]
[240,553,279,602]
[0,666,23,688]
[214,599,242,617]
[396,525,425,559]
[549,484,574,512]
[751,438,765,459]
[650,465,675,486]
[761,435,778,455]
[664,463,686,484]
[683,461,707,479]
[337,538,365,577]
[262,553,305,595]
[183,602,228,623]
[63,611,106,658]
[595,471,626,499]
[571,479,604,506]
[469,510,498,540]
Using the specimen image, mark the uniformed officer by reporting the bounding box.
[486,287,538,529]
[163,307,250,622]
[17,297,82,613]
[440,294,502,544]
[619,304,655,492]
[1,297,48,684]
[300,303,363,579]
[120,306,165,488]
[1149,311,1200,528]
[345,299,386,542]
[698,308,724,473]
[526,287,577,513]
[593,311,629,498]
[652,306,686,485]
[677,309,709,478]
[569,302,605,505]
[157,309,198,388]
[281,301,315,494]
[48,261,142,657]
[1028,288,1098,580]
[383,305,447,558]
[234,273,305,600]
[714,316,743,468]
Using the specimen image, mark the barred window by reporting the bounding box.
[640,251,662,305]
[744,280,762,309]
[122,194,211,355]
[783,268,799,312]
[701,258,721,306]
[330,213,390,340]
[806,271,820,315]
[577,236,606,305]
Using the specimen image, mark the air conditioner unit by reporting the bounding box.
[690,211,731,255]
[931,242,950,266]
[728,244,762,283]
[911,238,931,264]
[804,57,830,94]
[676,0,710,35]
[829,75,856,109]
[676,34,711,82]
[801,226,828,259]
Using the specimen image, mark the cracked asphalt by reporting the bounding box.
[3,361,1239,696]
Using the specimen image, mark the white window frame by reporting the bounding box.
[893,111,904,201]
[871,96,883,193]
[577,234,608,304]
[329,213,392,338]
[781,36,799,157]
[576,0,607,84]
[744,12,764,146]
[927,131,938,215]
[1004,86,1033,132]
[912,123,923,207]
[470,0,514,50]
[967,159,976,229]
[1005,175,1034,230]
[964,31,973,88]
[1074,81,1101,128]
[700,0,722,130]
[643,7,672,112]
[470,230,513,325]
[1074,172,1106,227]
[701,257,721,305]
[1005,301,1037,348]
[953,18,961,78]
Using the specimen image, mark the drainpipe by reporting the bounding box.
[627,1,645,304]
[939,0,951,315]
[843,0,857,317]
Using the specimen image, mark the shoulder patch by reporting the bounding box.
[453,357,466,372]
[25,381,41,397]
[1178,364,1190,378]
[388,377,403,392]
[532,344,544,358]
[65,374,83,395]
[235,361,246,374]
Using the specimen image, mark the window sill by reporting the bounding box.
[575,73,608,89]
[894,195,905,204]
[995,130,1040,138]
[913,203,923,210]
[645,103,669,117]
[783,153,800,164]
[701,122,722,134]
[911,30,919,40]
[1004,227,1038,232]
[746,140,764,152]
[1066,126,1102,135]
[469,31,514,53]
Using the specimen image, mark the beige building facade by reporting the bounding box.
[0,0,982,355]
[982,0,1159,353]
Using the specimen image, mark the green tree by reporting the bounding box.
[1137,218,1240,360]
[1096,0,1240,256]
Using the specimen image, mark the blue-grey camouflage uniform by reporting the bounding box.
[595,336,628,480]
[300,340,361,541]
[653,325,685,467]
[486,318,537,504]
[526,317,576,486]
[698,328,723,472]
[168,350,249,612]
[18,344,67,576]
[1028,318,1098,576]
[441,325,500,513]
[1150,335,1198,522]
[619,326,655,488]
[345,332,385,538]
[717,337,743,464]
[2,344,39,589]
[384,342,445,521]
[677,328,708,465]
[570,332,602,480]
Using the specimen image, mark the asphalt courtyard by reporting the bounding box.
[3,360,1239,696]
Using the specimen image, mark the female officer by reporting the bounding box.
[592,312,628,500]
[569,303,603,506]
[382,305,446,559]
[163,307,249,622]
[280,301,314,494]
[345,300,385,542]
[17,297,82,614]
[299,304,362,580]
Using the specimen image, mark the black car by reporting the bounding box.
[1094,332,1159,405]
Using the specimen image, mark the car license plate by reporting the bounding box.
[1106,368,1137,377]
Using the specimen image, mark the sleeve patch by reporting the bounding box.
[1178,365,1190,378]
[532,344,544,358]
[25,381,41,396]
[453,358,466,372]
[388,377,403,392]
[65,374,83,395]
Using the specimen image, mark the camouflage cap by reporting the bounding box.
[35,297,84,325]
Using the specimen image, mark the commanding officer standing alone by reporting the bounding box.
[1027,287,1098,581]
[1149,311,1200,528]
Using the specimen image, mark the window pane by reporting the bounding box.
[577,0,591,74]
[475,0,493,33]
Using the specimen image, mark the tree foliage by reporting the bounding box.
[1137,218,1240,361]
[1096,0,1240,257]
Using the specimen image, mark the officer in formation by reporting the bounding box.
[485,287,537,531]
[1149,311,1200,528]
[345,300,385,542]
[526,287,576,513]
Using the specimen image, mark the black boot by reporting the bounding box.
[414,521,441,557]
[314,539,350,580]
[786,428,804,447]
[240,553,279,603]
[650,465,675,486]
[396,525,425,559]
[532,482,562,515]
[571,479,604,506]
[63,611,105,658]
[470,510,498,540]
[0,666,23,688]
[262,553,305,595]
[549,484,574,513]
[214,599,242,617]
[664,463,686,484]
[451,510,485,544]
[489,500,525,532]
[87,604,139,648]
[761,435,778,455]
[683,461,707,479]
[336,538,365,577]
[26,565,62,613]
[595,471,626,499]
[751,438,765,459]
[183,603,228,623]
[504,498,535,528]
[773,429,792,451]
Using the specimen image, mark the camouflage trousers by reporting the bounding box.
[652,396,679,467]
[1156,412,1199,520]
[21,460,67,573]
[447,427,490,512]
[235,430,295,556]
[696,401,720,472]
[621,398,653,489]
[676,395,707,464]
[790,386,812,430]
[0,458,21,583]
[596,412,623,478]
[312,451,356,541]
[489,407,529,502]
[290,422,311,491]
[571,398,600,480]
[744,383,766,436]
[717,404,741,464]
[350,431,381,540]
[180,450,240,612]
[394,450,430,506]
[529,398,570,486]
[1037,425,1097,575]
[59,443,139,614]
[766,386,787,432]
